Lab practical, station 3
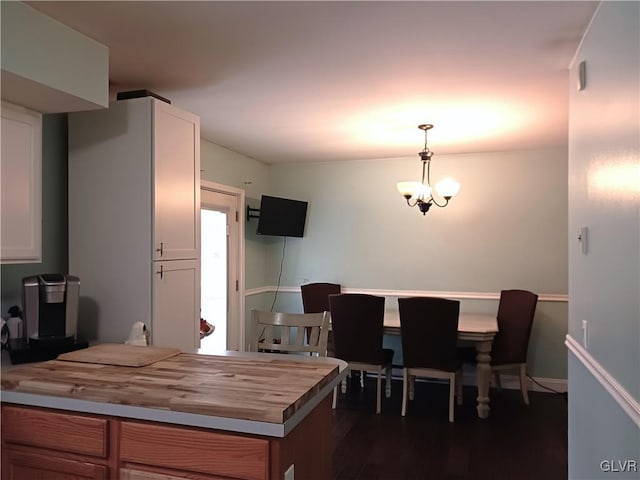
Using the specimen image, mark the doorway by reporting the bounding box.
[199,182,245,353]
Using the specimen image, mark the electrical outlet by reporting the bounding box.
[582,320,588,348]
[284,464,295,480]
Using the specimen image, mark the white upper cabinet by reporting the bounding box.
[153,101,200,261]
[0,101,42,264]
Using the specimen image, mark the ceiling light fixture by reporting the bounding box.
[397,124,460,215]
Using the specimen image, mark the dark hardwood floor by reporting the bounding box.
[332,375,567,480]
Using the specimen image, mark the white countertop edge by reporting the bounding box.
[0,356,350,438]
[283,359,350,436]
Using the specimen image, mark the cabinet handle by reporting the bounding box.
[157,265,164,279]
[156,242,164,257]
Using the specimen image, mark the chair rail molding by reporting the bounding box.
[565,334,640,427]
[245,286,567,303]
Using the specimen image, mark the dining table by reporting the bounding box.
[383,311,498,419]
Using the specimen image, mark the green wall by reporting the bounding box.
[1,1,108,111]
[0,113,68,315]
[200,139,270,292]
[264,148,569,379]
[567,1,640,476]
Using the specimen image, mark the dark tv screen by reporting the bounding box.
[257,195,308,237]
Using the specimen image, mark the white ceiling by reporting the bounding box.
[28,1,598,164]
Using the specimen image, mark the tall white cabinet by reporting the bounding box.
[69,97,200,352]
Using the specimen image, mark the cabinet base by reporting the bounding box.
[7,338,89,364]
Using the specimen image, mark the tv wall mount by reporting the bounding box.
[246,206,260,221]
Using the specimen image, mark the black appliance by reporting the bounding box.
[7,274,88,364]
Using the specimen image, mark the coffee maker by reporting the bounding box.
[23,274,80,345]
[8,274,88,364]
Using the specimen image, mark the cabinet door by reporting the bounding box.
[2,449,108,480]
[0,101,41,263]
[153,100,200,261]
[152,259,200,352]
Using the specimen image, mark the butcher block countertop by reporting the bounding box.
[0,349,348,438]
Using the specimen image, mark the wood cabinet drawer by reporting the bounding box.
[2,449,108,480]
[121,467,229,480]
[1,405,108,458]
[120,421,268,480]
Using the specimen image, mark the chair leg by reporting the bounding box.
[448,373,455,423]
[409,375,415,400]
[456,370,463,406]
[385,365,392,398]
[494,371,502,390]
[332,386,337,409]
[376,370,382,414]
[360,370,365,389]
[519,364,530,405]
[401,368,408,417]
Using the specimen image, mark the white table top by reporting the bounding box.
[383,311,498,340]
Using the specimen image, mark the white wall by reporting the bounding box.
[567,1,640,478]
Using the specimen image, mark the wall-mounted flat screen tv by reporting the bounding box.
[257,195,308,237]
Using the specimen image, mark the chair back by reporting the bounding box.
[491,289,538,365]
[249,310,330,356]
[329,293,385,364]
[301,282,341,313]
[398,297,460,372]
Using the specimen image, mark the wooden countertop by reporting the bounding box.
[1,351,348,437]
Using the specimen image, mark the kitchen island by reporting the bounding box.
[1,350,348,480]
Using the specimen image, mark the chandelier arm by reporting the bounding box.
[430,196,450,208]
[425,158,448,208]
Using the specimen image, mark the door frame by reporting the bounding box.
[201,180,246,351]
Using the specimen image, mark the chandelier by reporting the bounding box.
[397,124,460,215]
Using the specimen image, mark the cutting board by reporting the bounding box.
[57,343,181,367]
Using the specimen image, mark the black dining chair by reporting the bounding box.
[460,289,538,404]
[398,296,462,422]
[301,282,341,356]
[301,282,341,313]
[329,293,393,414]
[490,289,538,404]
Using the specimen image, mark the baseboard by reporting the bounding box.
[461,370,567,393]
[382,367,567,393]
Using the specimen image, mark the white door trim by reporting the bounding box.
[201,180,246,351]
